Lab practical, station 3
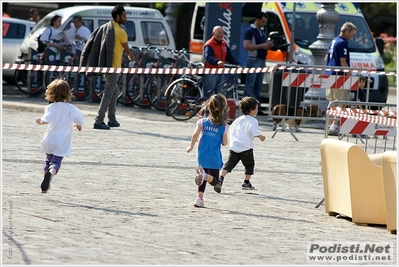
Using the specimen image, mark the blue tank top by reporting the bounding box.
[197,118,226,169]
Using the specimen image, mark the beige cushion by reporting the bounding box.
[382,151,397,233]
[320,139,353,218]
[320,139,387,225]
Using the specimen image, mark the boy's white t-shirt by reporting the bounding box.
[228,115,261,153]
[40,102,85,157]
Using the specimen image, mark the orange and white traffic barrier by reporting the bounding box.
[282,72,359,89]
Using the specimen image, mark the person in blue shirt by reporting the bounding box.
[325,22,357,136]
[186,94,229,208]
[243,12,274,115]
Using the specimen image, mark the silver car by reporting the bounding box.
[2,17,35,82]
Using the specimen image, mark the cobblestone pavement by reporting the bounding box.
[2,85,397,265]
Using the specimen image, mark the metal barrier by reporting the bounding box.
[268,63,394,141]
[269,64,357,140]
[324,100,397,153]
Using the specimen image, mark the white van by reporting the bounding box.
[2,17,35,80]
[18,5,175,60]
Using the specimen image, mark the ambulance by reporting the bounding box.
[261,2,388,106]
[190,2,388,109]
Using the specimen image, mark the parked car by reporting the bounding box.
[2,17,35,82]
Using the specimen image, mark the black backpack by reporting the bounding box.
[37,28,52,53]
[37,35,46,53]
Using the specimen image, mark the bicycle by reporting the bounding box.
[165,65,255,121]
[123,45,159,108]
[90,45,142,105]
[145,48,197,111]
[14,39,77,96]
[90,45,158,107]
[43,40,88,97]
[13,48,45,96]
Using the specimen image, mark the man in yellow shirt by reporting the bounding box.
[92,5,136,130]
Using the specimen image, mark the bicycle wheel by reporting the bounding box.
[126,74,152,108]
[73,73,91,101]
[91,74,124,103]
[14,68,44,95]
[44,70,74,93]
[166,78,202,121]
[146,74,177,111]
[116,74,131,105]
[225,84,255,119]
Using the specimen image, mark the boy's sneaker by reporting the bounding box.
[241,182,255,190]
[195,166,205,186]
[193,197,204,208]
[41,170,52,193]
[214,176,224,193]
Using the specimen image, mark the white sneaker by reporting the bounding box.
[193,197,204,208]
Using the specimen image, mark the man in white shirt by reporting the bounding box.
[72,15,91,53]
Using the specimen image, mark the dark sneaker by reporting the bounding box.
[94,122,110,130]
[41,170,52,193]
[241,182,255,190]
[214,176,224,193]
[108,120,120,127]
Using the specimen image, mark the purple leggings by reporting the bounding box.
[43,154,63,173]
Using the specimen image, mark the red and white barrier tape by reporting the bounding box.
[3,63,398,76]
[327,108,397,127]
[277,65,397,76]
[327,106,397,117]
[2,63,275,74]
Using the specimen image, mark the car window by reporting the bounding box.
[99,19,109,27]
[63,19,94,32]
[121,21,135,42]
[141,21,169,45]
[3,22,27,39]
[98,19,136,42]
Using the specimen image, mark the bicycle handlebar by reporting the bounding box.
[224,64,243,68]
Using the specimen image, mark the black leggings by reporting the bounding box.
[198,168,219,193]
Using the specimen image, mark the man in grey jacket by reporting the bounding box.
[80,5,136,130]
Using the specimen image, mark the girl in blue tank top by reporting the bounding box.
[187,94,229,208]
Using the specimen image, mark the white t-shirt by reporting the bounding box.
[73,25,91,52]
[40,102,85,157]
[228,115,261,153]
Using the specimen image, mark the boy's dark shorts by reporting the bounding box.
[222,149,254,175]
